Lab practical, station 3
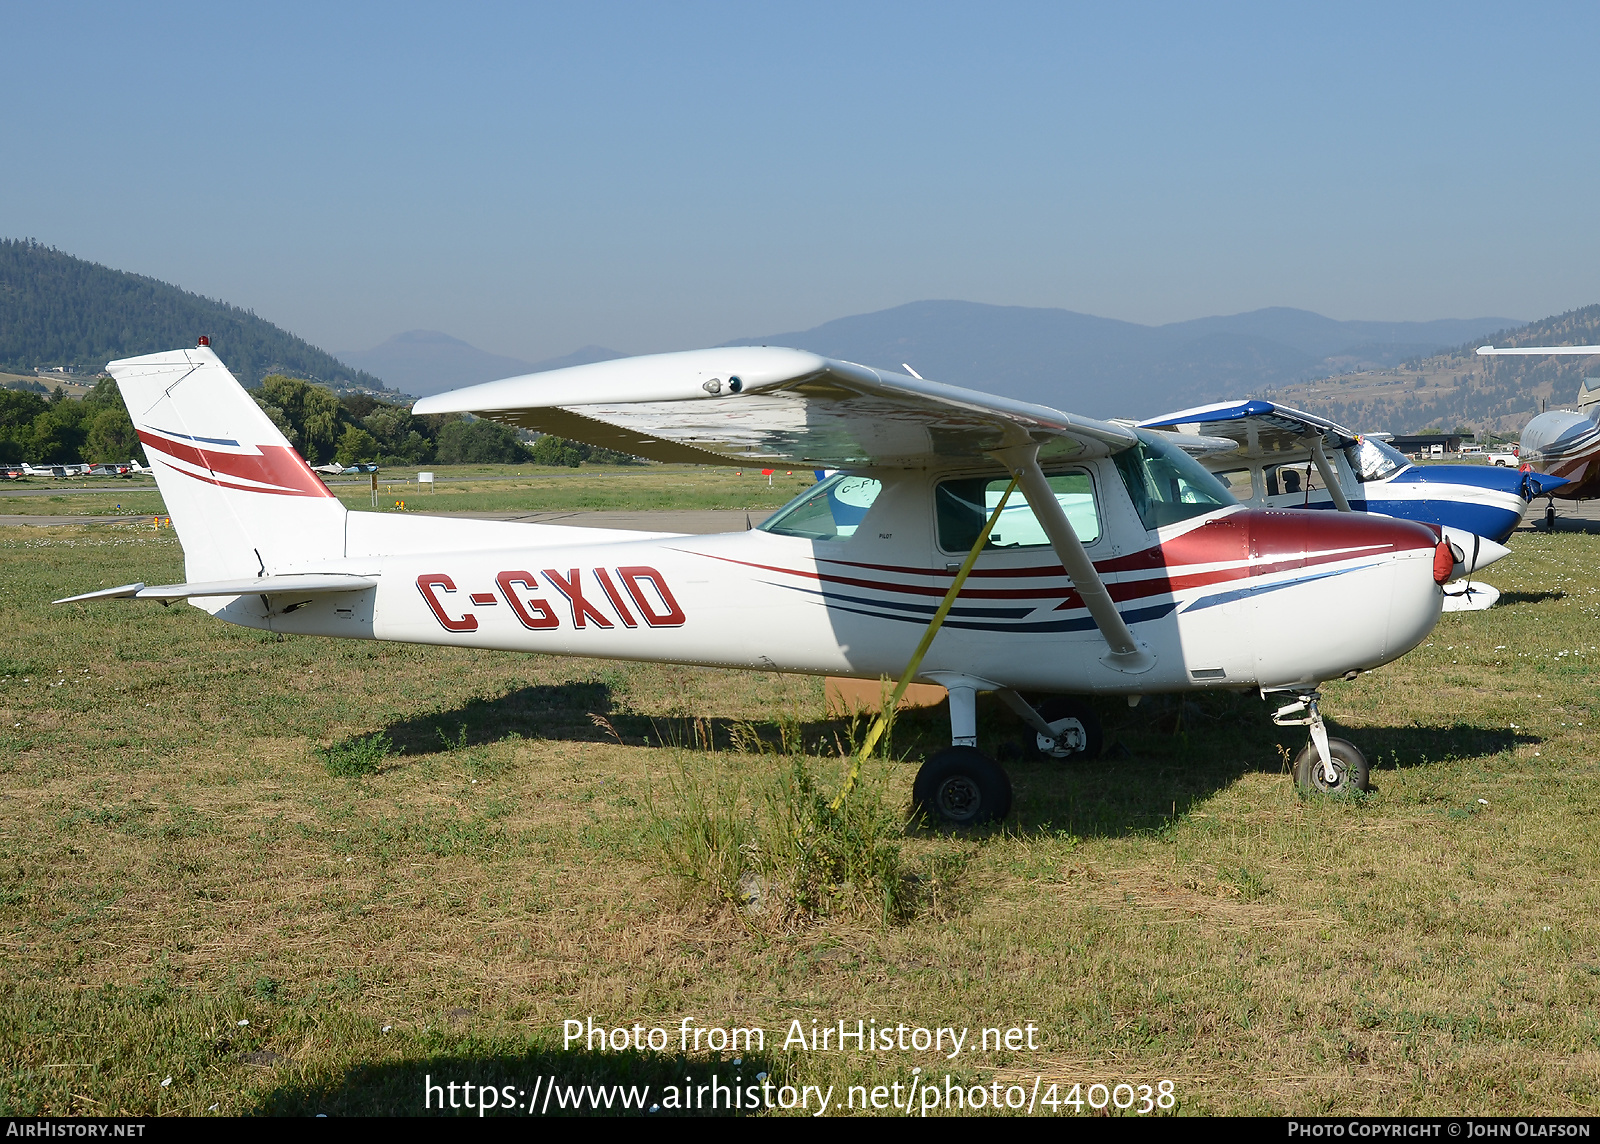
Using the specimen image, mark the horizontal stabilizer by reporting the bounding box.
[55,574,378,604]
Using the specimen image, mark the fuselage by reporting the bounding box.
[1520,408,1600,500]
[203,460,1446,696]
[1208,446,1534,547]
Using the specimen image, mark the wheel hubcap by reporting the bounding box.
[1312,759,1347,792]
[935,775,982,821]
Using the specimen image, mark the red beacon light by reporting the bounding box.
[197,336,210,347]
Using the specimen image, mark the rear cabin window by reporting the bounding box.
[936,472,1100,552]
[1264,461,1323,500]
[759,473,882,540]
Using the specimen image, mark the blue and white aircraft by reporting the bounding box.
[1138,399,1570,609]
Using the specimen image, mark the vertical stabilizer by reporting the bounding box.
[107,346,346,583]
[1579,377,1600,419]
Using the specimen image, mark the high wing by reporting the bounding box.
[411,347,1136,467]
[1136,398,1358,458]
[416,346,1155,670]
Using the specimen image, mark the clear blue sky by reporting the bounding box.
[5,1,1598,360]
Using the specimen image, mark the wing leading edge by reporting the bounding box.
[411,347,1137,467]
[1137,399,1358,458]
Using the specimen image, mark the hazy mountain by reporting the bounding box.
[723,301,1522,419]
[1256,305,1600,437]
[339,331,624,397]
[0,239,390,393]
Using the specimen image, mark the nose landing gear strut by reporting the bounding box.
[1273,690,1370,794]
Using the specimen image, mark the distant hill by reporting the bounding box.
[723,301,1521,419]
[338,331,623,397]
[1256,305,1600,437]
[0,239,390,393]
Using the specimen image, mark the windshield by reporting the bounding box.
[1344,436,1409,483]
[758,473,882,540]
[1112,429,1236,530]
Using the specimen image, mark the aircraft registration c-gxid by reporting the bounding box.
[59,341,1456,825]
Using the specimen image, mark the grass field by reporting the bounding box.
[0,465,814,518]
[1,495,1598,1116]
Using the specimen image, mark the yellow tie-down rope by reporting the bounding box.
[830,477,1019,810]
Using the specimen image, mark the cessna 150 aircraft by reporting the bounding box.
[59,343,1456,824]
[1476,344,1600,522]
[1137,399,1569,610]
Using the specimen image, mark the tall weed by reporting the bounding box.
[651,716,938,925]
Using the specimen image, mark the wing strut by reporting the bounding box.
[1305,434,1352,512]
[991,442,1155,674]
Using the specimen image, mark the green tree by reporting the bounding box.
[334,426,379,466]
[359,404,432,464]
[253,398,301,449]
[80,377,141,462]
[30,399,90,462]
[435,419,529,464]
[259,375,343,463]
[0,389,47,461]
[84,408,139,462]
[529,434,588,467]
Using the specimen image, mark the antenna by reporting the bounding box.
[901,363,924,380]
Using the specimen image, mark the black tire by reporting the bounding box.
[1292,737,1370,795]
[1546,505,1557,529]
[913,747,1013,827]
[1025,697,1103,761]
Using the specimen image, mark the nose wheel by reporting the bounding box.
[1273,690,1371,795]
[1291,737,1369,794]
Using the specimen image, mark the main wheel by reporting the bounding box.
[913,747,1013,827]
[1025,697,1103,761]
[1292,737,1370,795]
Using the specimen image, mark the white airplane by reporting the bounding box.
[1138,400,1570,611]
[1476,344,1600,523]
[58,342,1455,822]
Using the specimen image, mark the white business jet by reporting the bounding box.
[1476,343,1600,521]
[59,342,1452,823]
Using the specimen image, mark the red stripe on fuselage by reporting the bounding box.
[701,508,1436,610]
[137,431,335,499]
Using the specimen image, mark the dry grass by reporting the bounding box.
[0,464,815,520]
[1,512,1598,1115]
